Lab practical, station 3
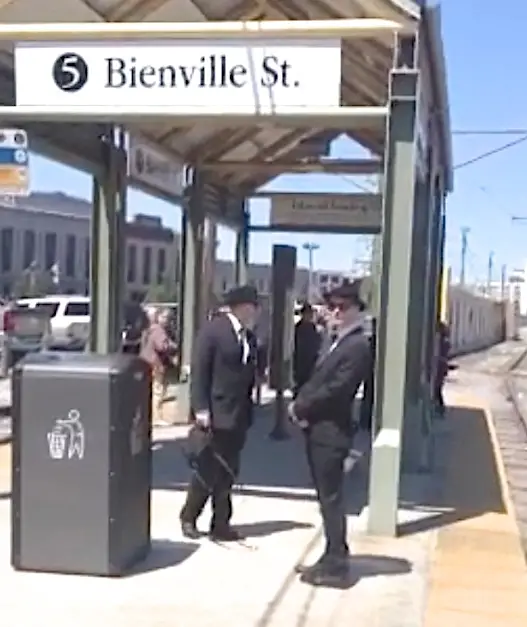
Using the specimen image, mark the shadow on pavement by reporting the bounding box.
[236,519,313,538]
[398,404,507,537]
[152,403,370,516]
[126,539,199,577]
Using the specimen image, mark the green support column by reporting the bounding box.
[407,169,434,456]
[367,53,422,536]
[234,207,250,285]
[423,178,443,389]
[177,171,205,420]
[89,128,127,354]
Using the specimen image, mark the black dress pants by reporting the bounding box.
[305,436,349,558]
[181,428,245,531]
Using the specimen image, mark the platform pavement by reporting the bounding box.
[423,383,527,624]
[0,346,525,625]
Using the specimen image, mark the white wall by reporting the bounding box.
[448,285,505,355]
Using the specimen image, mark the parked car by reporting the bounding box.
[14,295,90,351]
[1,302,53,366]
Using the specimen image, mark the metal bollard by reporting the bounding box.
[0,333,9,378]
[268,388,290,440]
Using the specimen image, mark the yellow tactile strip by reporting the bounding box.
[424,393,527,626]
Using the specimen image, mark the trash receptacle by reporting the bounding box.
[11,351,152,576]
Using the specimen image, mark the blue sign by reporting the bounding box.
[0,129,29,196]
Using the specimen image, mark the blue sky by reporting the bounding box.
[24,2,527,281]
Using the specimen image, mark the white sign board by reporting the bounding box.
[14,40,341,111]
[269,193,382,231]
[128,135,184,198]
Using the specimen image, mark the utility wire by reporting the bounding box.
[453,129,527,136]
[453,135,527,170]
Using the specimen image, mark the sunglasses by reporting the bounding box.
[328,300,352,312]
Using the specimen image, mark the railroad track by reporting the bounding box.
[499,346,527,558]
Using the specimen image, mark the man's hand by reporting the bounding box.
[194,411,211,430]
[288,402,308,429]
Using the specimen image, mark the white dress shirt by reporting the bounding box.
[226,312,250,364]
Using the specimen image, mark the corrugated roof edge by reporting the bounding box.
[423,3,454,193]
[389,1,453,193]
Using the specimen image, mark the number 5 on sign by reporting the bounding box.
[0,129,29,196]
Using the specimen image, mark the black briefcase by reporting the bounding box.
[11,351,152,576]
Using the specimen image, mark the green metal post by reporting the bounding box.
[89,128,127,354]
[424,177,443,388]
[367,37,422,537]
[177,170,205,421]
[235,208,250,285]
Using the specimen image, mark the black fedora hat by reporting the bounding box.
[223,284,259,307]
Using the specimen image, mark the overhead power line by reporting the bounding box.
[454,135,527,170]
[453,129,527,136]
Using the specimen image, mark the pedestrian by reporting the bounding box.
[434,321,451,418]
[179,284,259,542]
[293,302,321,397]
[288,281,372,585]
[139,306,177,426]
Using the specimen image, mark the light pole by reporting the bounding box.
[302,242,319,301]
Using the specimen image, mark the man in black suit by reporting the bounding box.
[289,281,372,585]
[293,302,322,397]
[180,285,258,542]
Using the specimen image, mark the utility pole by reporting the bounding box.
[501,264,507,300]
[460,227,469,286]
[486,251,494,295]
[302,242,319,301]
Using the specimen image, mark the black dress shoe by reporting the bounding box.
[209,527,243,542]
[181,521,201,540]
[300,559,349,587]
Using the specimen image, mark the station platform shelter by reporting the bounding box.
[0,2,453,537]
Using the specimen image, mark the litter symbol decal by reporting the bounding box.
[47,409,86,460]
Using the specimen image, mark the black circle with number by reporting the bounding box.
[52,53,89,92]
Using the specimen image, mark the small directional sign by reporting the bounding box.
[0,129,29,196]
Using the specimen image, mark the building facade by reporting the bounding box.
[0,192,179,299]
[0,192,351,304]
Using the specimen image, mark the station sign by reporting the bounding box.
[269,193,382,232]
[14,40,341,111]
[0,129,29,196]
[128,135,184,200]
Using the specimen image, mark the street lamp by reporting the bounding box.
[302,242,320,301]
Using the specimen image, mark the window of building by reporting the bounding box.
[44,232,57,270]
[22,230,36,269]
[319,273,329,283]
[65,234,76,278]
[0,228,14,273]
[127,244,137,283]
[142,246,152,285]
[84,238,90,280]
[156,248,166,284]
[64,301,90,316]
[330,274,340,284]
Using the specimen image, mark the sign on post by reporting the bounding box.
[14,41,341,111]
[0,129,29,196]
[128,135,184,199]
[269,193,382,232]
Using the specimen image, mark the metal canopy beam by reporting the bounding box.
[0,105,388,129]
[200,158,382,175]
[0,18,415,41]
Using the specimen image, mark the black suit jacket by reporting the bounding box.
[294,327,372,448]
[190,314,257,431]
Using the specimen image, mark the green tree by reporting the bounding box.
[12,266,55,298]
[145,273,179,303]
